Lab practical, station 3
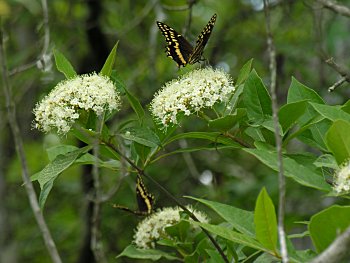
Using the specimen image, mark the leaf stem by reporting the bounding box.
[102,140,229,263]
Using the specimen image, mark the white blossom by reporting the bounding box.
[133,205,209,249]
[333,160,350,194]
[33,73,121,134]
[150,67,235,127]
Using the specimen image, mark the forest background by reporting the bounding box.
[1,0,350,262]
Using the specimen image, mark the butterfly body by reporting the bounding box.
[113,175,155,216]
[157,14,217,67]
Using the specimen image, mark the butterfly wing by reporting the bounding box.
[188,14,217,65]
[156,21,194,67]
[136,175,154,214]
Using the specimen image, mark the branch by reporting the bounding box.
[9,0,51,76]
[90,117,107,263]
[103,140,229,263]
[263,1,288,262]
[317,0,350,17]
[0,22,62,263]
[311,225,350,263]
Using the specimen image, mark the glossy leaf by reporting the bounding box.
[31,146,92,188]
[120,127,160,148]
[192,221,267,252]
[117,245,180,261]
[165,132,240,148]
[236,59,253,85]
[242,70,272,120]
[208,114,240,131]
[100,41,119,77]
[186,197,255,236]
[53,49,77,79]
[244,147,331,191]
[123,87,145,120]
[254,188,278,252]
[326,120,350,164]
[278,100,308,134]
[310,103,350,123]
[309,205,350,252]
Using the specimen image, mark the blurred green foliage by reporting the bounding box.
[2,0,350,262]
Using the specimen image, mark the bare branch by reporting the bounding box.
[263,1,288,262]
[324,57,350,81]
[317,0,350,17]
[90,117,107,263]
[0,22,62,263]
[9,0,51,76]
[311,225,350,263]
[328,77,347,92]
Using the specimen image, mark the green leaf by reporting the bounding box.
[309,205,350,252]
[297,118,331,151]
[253,253,279,263]
[123,87,145,120]
[208,114,241,131]
[38,178,54,210]
[165,132,241,148]
[186,197,255,236]
[192,222,268,252]
[287,78,324,126]
[310,103,350,123]
[31,146,92,188]
[244,147,331,191]
[236,59,253,85]
[100,41,119,77]
[254,188,278,252]
[53,49,77,79]
[242,70,272,121]
[326,120,350,164]
[313,154,338,169]
[46,145,78,161]
[120,127,160,148]
[287,77,324,105]
[278,100,308,134]
[117,245,180,261]
[206,249,226,263]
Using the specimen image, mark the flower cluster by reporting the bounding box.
[333,160,350,194]
[133,206,209,249]
[150,67,235,127]
[33,73,121,134]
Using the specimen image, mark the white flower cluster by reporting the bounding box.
[150,67,235,127]
[333,160,350,193]
[33,73,121,134]
[133,205,209,249]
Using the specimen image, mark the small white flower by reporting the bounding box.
[333,160,350,193]
[150,67,235,127]
[133,205,209,249]
[33,73,121,134]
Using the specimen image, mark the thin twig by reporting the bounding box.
[263,1,288,262]
[9,0,51,76]
[90,116,107,263]
[310,224,350,263]
[103,140,229,263]
[317,0,350,17]
[324,57,350,81]
[0,21,62,263]
[328,77,347,92]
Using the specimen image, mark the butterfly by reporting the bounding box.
[113,174,155,216]
[156,14,217,67]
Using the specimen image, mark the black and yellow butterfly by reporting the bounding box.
[113,174,155,216]
[156,14,217,67]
